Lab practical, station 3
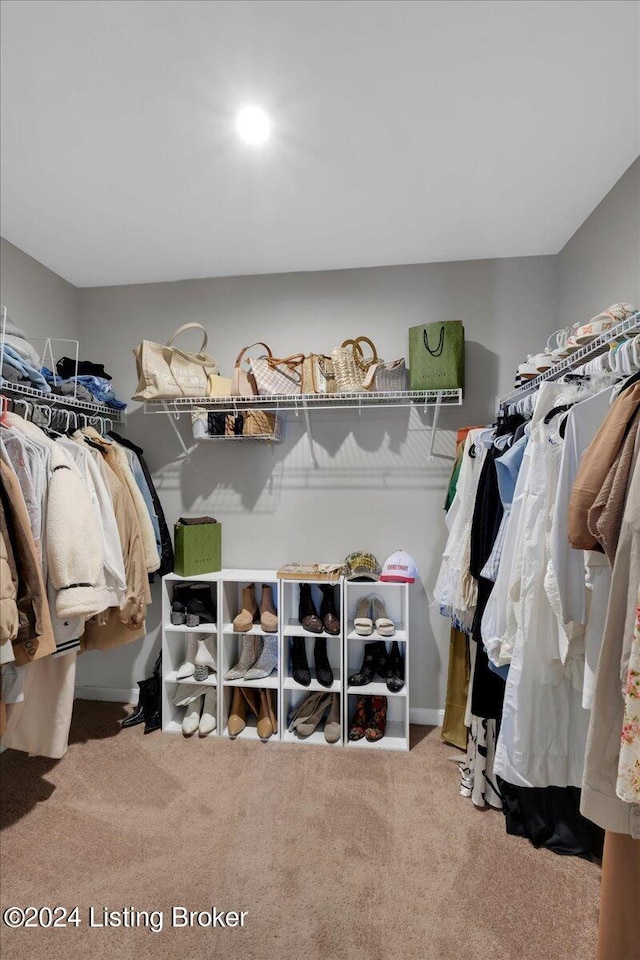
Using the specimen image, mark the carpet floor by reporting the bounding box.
[0,701,600,960]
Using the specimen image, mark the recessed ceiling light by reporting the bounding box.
[235,105,270,146]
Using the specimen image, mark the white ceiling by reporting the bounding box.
[1,0,639,287]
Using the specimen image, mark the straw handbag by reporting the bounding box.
[331,337,379,393]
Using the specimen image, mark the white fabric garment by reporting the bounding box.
[583,552,612,710]
[494,383,590,789]
[433,428,487,632]
[2,651,77,759]
[59,437,127,611]
[548,387,614,631]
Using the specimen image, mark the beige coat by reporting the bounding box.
[581,434,640,834]
[569,382,640,550]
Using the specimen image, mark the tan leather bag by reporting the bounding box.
[301,355,336,394]
[132,323,218,400]
[206,373,233,397]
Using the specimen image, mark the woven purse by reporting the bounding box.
[331,337,379,393]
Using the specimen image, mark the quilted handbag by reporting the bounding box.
[251,350,305,396]
[331,337,379,393]
[132,323,219,401]
[231,342,269,397]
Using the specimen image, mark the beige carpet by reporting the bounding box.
[1,702,600,960]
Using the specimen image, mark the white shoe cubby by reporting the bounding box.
[161,573,222,737]
[161,570,411,750]
[220,569,280,741]
[280,578,344,746]
[343,580,410,751]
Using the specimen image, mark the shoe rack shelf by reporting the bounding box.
[161,570,411,751]
[344,581,410,751]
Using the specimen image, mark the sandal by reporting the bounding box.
[371,595,395,637]
[354,596,373,636]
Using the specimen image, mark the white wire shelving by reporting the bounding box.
[144,388,463,465]
[497,310,640,412]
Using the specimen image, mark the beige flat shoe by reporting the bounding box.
[182,695,203,736]
[324,693,341,744]
[354,596,373,636]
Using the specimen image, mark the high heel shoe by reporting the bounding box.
[171,583,192,625]
[365,695,387,742]
[324,693,341,743]
[176,634,198,679]
[245,634,278,680]
[287,691,331,738]
[385,640,405,692]
[257,688,277,740]
[348,641,388,686]
[290,637,311,686]
[320,585,341,635]
[198,689,217,736]
[233,584,259,632]
[354,597,373,636]
[348,695,369,741]
[314,637,334,688]
[371,595,394,636]
[259,584,278,633]
[299,583,322,634]
[186,597,217,627]
[225,635,260,680]
[193,635,217,680]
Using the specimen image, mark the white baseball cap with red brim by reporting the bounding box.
[379,550,418,583]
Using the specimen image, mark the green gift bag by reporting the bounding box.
[174,517,222,576]
[408,321,465,392]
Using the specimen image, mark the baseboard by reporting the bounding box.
[75,686,138,704]
[409,708,444,727]
[75,687,443,725]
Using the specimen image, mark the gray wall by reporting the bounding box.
[558,157,640,329]
[72,255,558,713]
[0,237,78,342]
[1,156,638,716]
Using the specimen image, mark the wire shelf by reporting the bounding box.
[497,311,640,410]
[0,378,126,423]
[144,388,463,415]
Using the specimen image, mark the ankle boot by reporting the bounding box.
[365,695,387,742]
[386,641,405,692]
[233,584,258,632]
[186,597,216,627]
[176,634,198,679]
[320,585,340,635]
[171,583,192,625]
[324,693,341,743]
[266,688,278,735]
[290,637,311,686]
[348,695,369,741]
[245,634,278,680]
[225,635,260,680]
[121,681,146,728]
[299,583,322,634]
[259,584,278,633]
[193,635,217,680]
[198,689,217,736]
[348,641,388,686]
[257,688,276,740]
[227,688,247,737]
[314,637,334,688]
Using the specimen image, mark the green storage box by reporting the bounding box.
[408,320,465,392]
[174,518,222,576]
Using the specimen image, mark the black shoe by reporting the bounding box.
[299,583,322,634]
[290,637,311,686]
[385,641,405,692]
[121,681,146,728]
[171,584,192,625]
[314,637,334,688]
[141,674,161,734]
[186,598,216,627]
[348,641,388,686]
[320,585,340,635]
